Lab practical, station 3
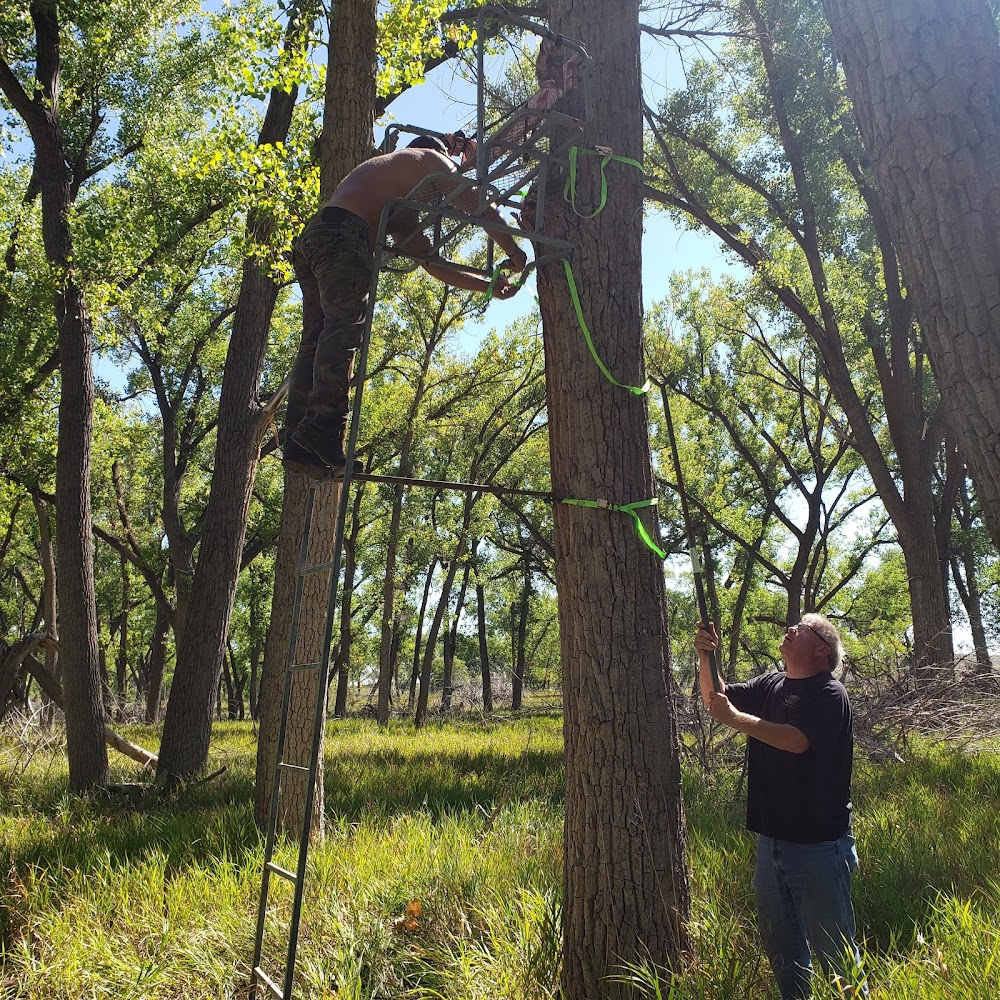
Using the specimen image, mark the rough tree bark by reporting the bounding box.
[157,3,318,781]
[0,2,108,789]
[536,1,690,993]
[254,0,377,833]
[821,0,1000,548]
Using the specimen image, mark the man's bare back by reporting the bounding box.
[325,133,526,293]
[327,145,465,245]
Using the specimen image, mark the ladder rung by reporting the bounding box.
[302,560,337,576]
[266,861,297,883]
[290,661,322,672]
[278,762,309,774]
[253,965,284,999]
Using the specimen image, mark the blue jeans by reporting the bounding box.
[754,832,866,999]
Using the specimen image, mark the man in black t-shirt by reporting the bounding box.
[694,614,865,999]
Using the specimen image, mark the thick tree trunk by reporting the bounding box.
[822,0,1000,547]
[0,3,110,789]
[898,523,955,675]
[252,0,376,832]
[255,475,332,837]
[537,2,689,991]
[157,6,318,781]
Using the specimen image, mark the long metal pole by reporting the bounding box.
[659,382,722,693]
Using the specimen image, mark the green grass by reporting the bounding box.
[2,715,1000,998]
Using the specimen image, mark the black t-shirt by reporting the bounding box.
[726,670,853,843]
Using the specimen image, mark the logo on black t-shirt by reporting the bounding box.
[783,694,800,708]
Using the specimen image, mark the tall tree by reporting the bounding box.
[821,0,1000,549]
[646,0,955,671]
[536,2,690,994]
[255,0,377,832]
[0,0,112,788]
[157,0,320,781]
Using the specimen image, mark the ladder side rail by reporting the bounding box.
[280,235,388,1000]
[252,482,321,979]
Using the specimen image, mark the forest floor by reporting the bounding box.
[1,709,999,998]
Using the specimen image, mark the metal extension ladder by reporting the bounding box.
[251,7,591,996]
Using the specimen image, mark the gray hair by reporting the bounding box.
[802,613,844,674]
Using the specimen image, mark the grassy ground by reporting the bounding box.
[1,713,999,998]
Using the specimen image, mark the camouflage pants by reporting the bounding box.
[284,207,374,442]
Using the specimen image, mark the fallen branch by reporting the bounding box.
[23,653,158,770]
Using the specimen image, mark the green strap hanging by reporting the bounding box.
[563,259,650,396]
[561,497,667,559]
[563,145,645,219]
[483,261,504,300]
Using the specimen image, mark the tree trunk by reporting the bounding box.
[0,3,109,789]
[376,482,406,724]
[157,5,317,781]
[116,551,129,704]
[415,552,462,729]
[409,559,436,709]
[145,603,169,723]
[898,520,955,675]
[821,0,1000,547]
[441,559,471,711]
[249,638,261,719]
[474,543,493,714]
[32,496,59,726]
[333,487,366,719]
[252,0,376,835]
[537,2,689,991]
[951,475,992,671]
[511,560,530,711]
[255,475,332,837]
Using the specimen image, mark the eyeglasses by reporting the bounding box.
[792,620,832,653]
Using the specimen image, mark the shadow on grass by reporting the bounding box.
[1,716,565,876]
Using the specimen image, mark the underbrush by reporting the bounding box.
[1,716,999,998]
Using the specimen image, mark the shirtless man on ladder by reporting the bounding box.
[283,132,529,478]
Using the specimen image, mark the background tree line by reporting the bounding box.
[0,0,997,781]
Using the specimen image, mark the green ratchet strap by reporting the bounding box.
[563,259,650,396]
[483,261,504,301]
[563,146,645,219]
[561,497,667,559]
[484,259,532,302]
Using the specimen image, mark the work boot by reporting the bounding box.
[281,436,338,479]
[290,416,348,471]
